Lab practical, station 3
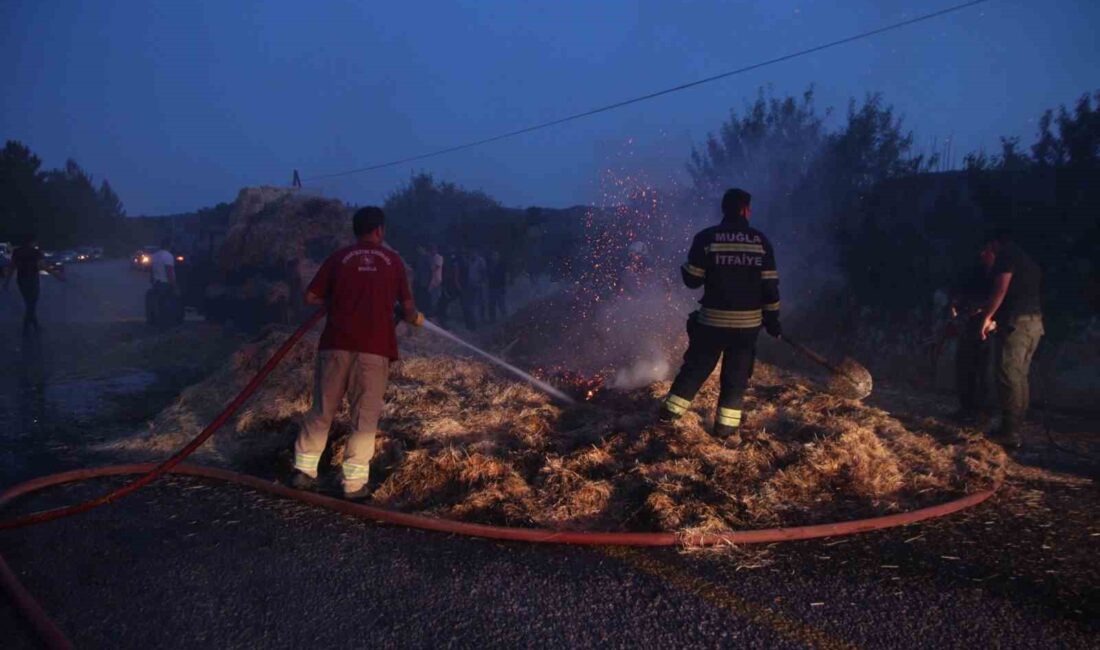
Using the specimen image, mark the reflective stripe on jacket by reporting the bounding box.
[680,215,780,330]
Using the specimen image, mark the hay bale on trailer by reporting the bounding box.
[204,187,352,329]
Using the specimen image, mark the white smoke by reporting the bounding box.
[611,349,672,389]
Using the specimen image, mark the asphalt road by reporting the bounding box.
[1,258,149,325]
[2,260,1098,648]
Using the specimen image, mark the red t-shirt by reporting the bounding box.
[307,242,411,360]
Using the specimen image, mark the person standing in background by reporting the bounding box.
[487,250,508,323]
[467,249,488,324]
[437,247,467,330]
[454,248,476,331]
[3,234,56,336]
[414,245,432,315]
[428,244,444,319]
[148,237,178,328]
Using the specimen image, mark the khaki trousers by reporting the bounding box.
[294,350,389,491]
[994,314,1043,433]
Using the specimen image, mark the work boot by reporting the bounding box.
[988,423,1023,450]
[657,408,681,425]
[343,484,371,501]
[714,423,741,446]
[289,470,318,492]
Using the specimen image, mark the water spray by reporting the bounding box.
[421,320,576,405]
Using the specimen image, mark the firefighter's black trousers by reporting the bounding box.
[667,316,758,420]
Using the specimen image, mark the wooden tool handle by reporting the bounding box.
[782,336,843,376]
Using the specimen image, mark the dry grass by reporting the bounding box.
[145,324,1005,535]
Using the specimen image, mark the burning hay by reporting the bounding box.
[146,326,1005,535]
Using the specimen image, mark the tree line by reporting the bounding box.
[685,88,1098,338]
[4,87,1095,337]
[0,141,127,250]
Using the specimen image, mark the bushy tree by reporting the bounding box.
[687,89,926,296]
[383,172,501,242]
[1032,91,1100,168]
[688,89,827,197]
[0,140,44,241]
[0,141,126,248]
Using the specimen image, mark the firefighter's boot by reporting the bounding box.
[714,423,741,446]
[290,470,318,492]
[343,484,371,501]
[659,393,691,425]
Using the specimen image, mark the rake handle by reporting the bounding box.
[782,336,845,377]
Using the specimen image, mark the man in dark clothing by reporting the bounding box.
[4,236,49,335]
[436,248,469,330]
[487,250,508,323]
[659,188,782,443]
[978,229,1043,449]
[413,245,433,316]
[948,255,994,422]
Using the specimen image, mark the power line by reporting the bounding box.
[306,0,992,182]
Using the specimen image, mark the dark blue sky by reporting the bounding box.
[3,1,1097,215]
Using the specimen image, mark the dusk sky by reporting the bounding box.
[3,0,1098,216]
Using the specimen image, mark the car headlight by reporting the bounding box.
[141,255,150,264]
[176,255,185,262]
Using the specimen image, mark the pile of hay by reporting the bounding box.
[218,186,352,282]
[202,187,353,326]
[146,326,1005,534]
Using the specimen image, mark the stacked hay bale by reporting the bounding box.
[203,187,352,329]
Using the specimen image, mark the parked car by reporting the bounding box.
[41,251,65,276]
[131,245,159,270]
[75,246,96,262]
[56,250,78,264]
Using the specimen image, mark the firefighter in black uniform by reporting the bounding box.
[659,188,782,441]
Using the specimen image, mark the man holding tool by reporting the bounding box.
[978,228,1043,450]
[659,188,782,443]
[290,206,423,498]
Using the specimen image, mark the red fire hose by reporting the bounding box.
[0,309,999,648]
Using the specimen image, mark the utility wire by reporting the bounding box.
[306,0,992,182]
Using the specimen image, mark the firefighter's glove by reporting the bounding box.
[764,319,783,339]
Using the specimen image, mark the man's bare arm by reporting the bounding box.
[980,273,1012,340]
[983,273,1011,318]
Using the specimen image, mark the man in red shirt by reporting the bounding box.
[291,206,423,498]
